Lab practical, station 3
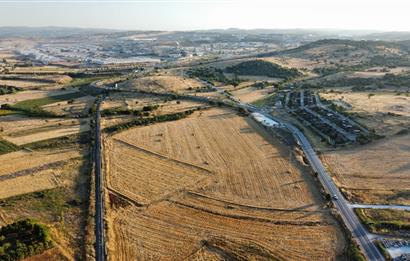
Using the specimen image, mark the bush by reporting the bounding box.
[0,219,53,260]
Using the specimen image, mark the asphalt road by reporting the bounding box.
[242,103,384,261]
[94,98,105,261]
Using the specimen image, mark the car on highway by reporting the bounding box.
[332,194,339,200]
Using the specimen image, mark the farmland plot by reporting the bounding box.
[322,134,410,205]
[0,149,81,178]
[0,89,78,106]
[42,95,95,116]
[105,108,345,260]
[1,115,90,145]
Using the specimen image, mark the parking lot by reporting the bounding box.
[381,239,410,261]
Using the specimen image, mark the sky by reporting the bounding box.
[0,0,409,32]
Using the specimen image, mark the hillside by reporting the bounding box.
[225,60,301,79]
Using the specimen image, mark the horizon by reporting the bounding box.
[1,0,410,32]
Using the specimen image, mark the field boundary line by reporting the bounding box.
[113,138,213,174]
[0,159,73,181]
[168,199,330,227]
[185,191,322,213]
[107,187,144,207]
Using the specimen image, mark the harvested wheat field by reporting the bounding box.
[105,108,345,260]
[1,115,90,145]
[322,134,410,205]
[120,75,204,93]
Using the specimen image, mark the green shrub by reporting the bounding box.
[0,219,53,261]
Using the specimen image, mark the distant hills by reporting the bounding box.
[0,26,120,38]
[0,26,409,42]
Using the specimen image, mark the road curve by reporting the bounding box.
[94,97,106,261]
[242,103,384,261]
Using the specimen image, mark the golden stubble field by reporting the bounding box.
[322,133,410,205]
[104,107,345,260]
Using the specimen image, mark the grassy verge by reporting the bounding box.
[0,139,19,155]
[0,109,19,116]
[24,131,91,150]
[375,241,392,261]
[355,208,410,236]
[346,238,367,261]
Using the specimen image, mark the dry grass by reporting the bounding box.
[0,168,62,199]
[0,75,71,89]
[0,149,81,177]
[105,108,345,260]
[320,92,410,136]
[42,95,95,116]
[0,89,77,106]
[120,75,204,93]
[231,86,275,103]
[0,155,90,260]
[102,92,203,114]
[322,134,410,204]
[263,57,320,70]
[0,116,90,146]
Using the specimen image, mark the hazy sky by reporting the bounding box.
[0,0,409,31]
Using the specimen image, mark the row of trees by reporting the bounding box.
[104,109,197,134]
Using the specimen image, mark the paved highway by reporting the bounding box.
[241,103,384,261]
[94,97,105,261]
